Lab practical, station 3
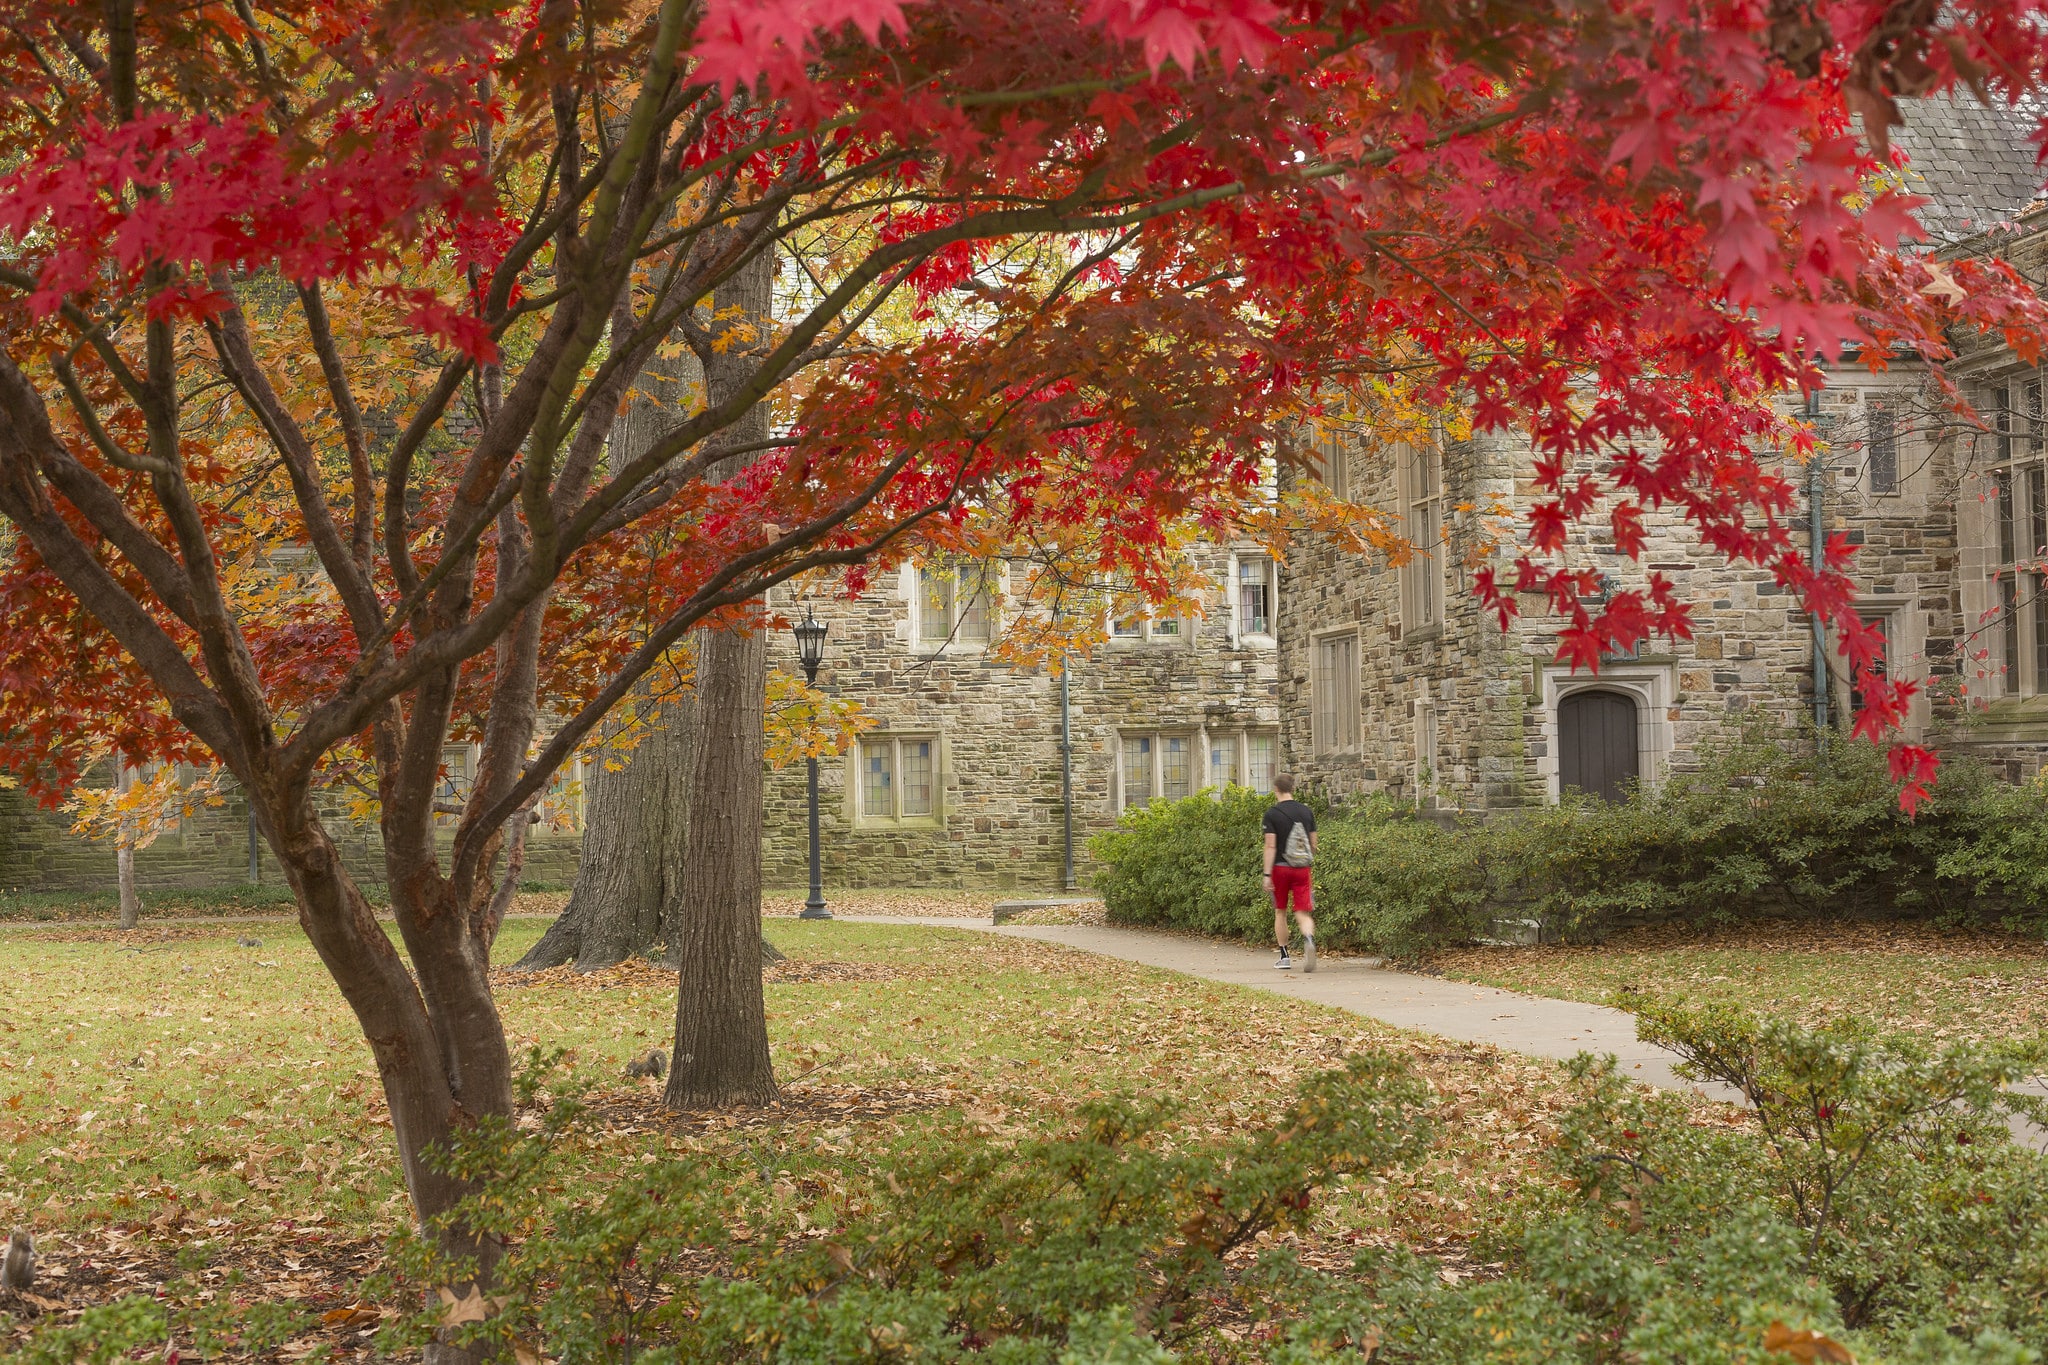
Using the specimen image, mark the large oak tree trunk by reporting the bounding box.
[517,301,701,972]
[664,621,777,1105]
[514,693,693,969]
[665,245,779,1108]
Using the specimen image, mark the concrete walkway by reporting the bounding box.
[830,916,2048,1141]
[832,914,1736,1102]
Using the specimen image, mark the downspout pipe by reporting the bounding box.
[1808,388,1830,731]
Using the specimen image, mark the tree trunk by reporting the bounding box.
[665,244,779,1109]
[116,763,138,930]
[513,692,693,969]
[517,302,702,972]
[261,792,508,1365]
[665,620,777,1106]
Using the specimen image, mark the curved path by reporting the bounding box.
[831,915,2047,1146]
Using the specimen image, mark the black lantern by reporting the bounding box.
[794,607,829,684]
[793,607,832,920]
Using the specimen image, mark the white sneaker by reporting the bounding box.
[1302,937,1317,973]
[1274,952,1292,970]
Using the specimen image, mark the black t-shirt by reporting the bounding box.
[1262,800,1316,867]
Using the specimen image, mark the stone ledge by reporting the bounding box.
[992,897,1102,924]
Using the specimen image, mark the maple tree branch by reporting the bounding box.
[46,353,167,475]
[204,297,384,641]
[0,354,236,762]
[105,0,135,121]
[383,357,474,602]
[296,283,377,570]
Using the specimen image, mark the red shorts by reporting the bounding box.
[1270,864,1313,913]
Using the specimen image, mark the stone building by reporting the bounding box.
[6,96,2045,895]
[757,547,1283,890]
[1275,95,2048,808]
[0,541,1283,895]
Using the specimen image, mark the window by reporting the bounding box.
[1118,732,1193,809]
[1235,555,1275,639]
[1109,585,1185,642]
[1866,399,1898,495]
[1416,703,1438,802]
[1313,424,1351,500]
[1246,732,1277,792]
[857,735,938,821]
[1208,734,1237,788]
[434,746,476,828]
[1399,443,1444,632]
[1313,632,1361,752]
[1203,728,1279,791]
[918,563,995,648]
[1986,375,2048,697]
[1845,610,1897,719]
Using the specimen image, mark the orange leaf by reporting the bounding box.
[1764,1321,1856,1364]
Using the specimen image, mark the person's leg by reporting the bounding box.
[1271,873,1291,966]
[1295,883,1316,971]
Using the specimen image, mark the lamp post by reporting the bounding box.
[793,607,832,920]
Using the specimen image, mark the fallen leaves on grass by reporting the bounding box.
[498,959,906,992]
[0,1219,387,1359]
[762,891,1001,918]
[581,1079,963,1136]
[1428,919,2048,1043]
[17,925,224,946]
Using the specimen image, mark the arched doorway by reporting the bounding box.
[1558,689,1639,802]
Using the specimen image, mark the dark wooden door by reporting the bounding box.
[1559,689,1639,802]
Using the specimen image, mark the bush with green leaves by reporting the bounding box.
[1090,721,2048,952]
[358,1049,1433,1362]
[1294,1006,2048,1365]
[24,1017,2048,1362]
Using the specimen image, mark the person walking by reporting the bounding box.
[1262,772,1316,971]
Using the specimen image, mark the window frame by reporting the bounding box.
[1985,375,2048,698]
[1116,730,1196,810]
[1865,396,1900,496]
[851,733,943,826]
[1230,551,1277,644]
[1397,442,1445,635]
[915,561,999,652]
[1109,605,1190,644]
[1199,727,1280,793]
[1311,628,1362,754]
[1312,423,1351,501]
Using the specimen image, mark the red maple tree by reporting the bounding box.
[3,0,2045,1336]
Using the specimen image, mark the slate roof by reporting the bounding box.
[1889,93,2045,246]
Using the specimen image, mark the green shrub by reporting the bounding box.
[1090,721,2048,952]
[367,1050,1435,1362]
[33,1023,2045,1362]
[1325,1008,2048,1364]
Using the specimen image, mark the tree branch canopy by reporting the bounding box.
[0,0,2042,971]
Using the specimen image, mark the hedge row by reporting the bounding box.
[1089,721,2048,953]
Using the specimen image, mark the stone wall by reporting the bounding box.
[0,549,1279,897]
[759,553,1281,891]
[0,772,580,898]
[1278,366,1968,810]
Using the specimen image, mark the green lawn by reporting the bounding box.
[1425,919,2048,1043]
[1,915,1584,1355]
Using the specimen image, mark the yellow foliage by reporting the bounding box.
[65,763,229,850]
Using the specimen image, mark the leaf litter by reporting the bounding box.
[0,904,1736,1359]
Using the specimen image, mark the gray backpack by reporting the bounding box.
[1282,820,1313,868]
